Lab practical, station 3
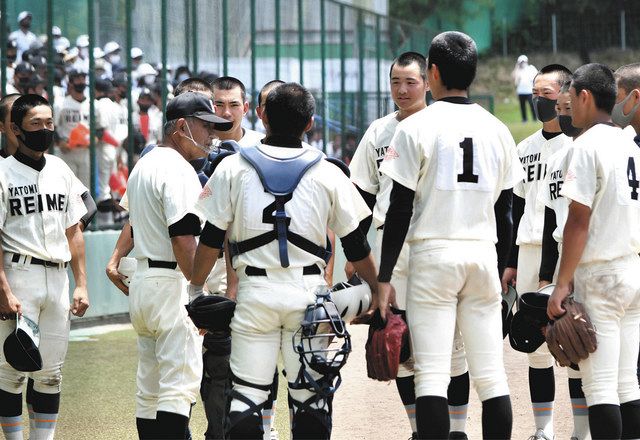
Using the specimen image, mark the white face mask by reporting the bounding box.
[178,73,189,82]
[109,54,121,65]
[143,75,156,86]
[79,47,89,58]
[180,120,218,154]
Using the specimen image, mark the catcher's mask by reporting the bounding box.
[292,288,351,398]
[509,284,554,353]
[3,314,42,372]
[330,274,371,323]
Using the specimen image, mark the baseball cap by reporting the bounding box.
[508,285,554,353]
[517,54,528,63]
[103,41,120,55]
[76,34,89,48]
[95,78,113,93]
[3,314,42,372]
[67,67,87,78]
[130,47,144,59]
[166,92,232,131]
[17,11,32,23]
[52,26,62,36]
[93,47,105,59]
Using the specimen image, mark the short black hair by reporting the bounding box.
[264,82,314,138]
[536,64,573,87]
[571,63,617,114]
[560,79,572,94]
[174,77,213,97]
[0,93,22,122]
[259,79,285,107]
[390,51,427,81]
[615,63,640,94]
[11,94,51,127]
[427,31,477,90]
[212,76,246,102]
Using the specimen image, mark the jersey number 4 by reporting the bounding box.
[457,138,479,183]
[628,157,639,200]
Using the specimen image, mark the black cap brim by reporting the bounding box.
[508,311,546,353]
[193,112,233,131]
[3,329,42,372]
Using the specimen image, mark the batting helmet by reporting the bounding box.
[3,315,42,372]
[185,294,236,332]
[330,275,371,323]
[509,284,554,353]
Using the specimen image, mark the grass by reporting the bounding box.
[20,329,291,440]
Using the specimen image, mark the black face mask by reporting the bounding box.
[532,96,557,122]
[19,128,55,152]
[119,90,127,99]
[72,83,86,93]
[18,76,30,85]
[7,55,16,63]
[138,104,151,113]
[558,115,581,138]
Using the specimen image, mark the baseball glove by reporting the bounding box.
[185,294,236,332]
[545,297,597,368]
[365,309,409,381]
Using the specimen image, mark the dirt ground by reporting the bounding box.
[331,324,573,440]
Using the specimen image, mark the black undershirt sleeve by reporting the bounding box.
[378,181,415,282]
[506,194,525,268]
[200,221,226,249]
[339,227,371,262]
[539,206,559,283]
[79,191,97,228]
[494,189,513,277]
[355,185,377,235]
[167,213,201,237]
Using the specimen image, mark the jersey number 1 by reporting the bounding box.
[457,138,479,183]
[628,157,639,200]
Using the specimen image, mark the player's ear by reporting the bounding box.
[10,122,21,137]
[304,117,314,134]
[243,101,249,115]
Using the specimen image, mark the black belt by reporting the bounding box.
[11,253,68,268]
[148,259,178,269]
[245,265,321,277]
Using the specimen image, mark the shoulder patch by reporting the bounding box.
[199,185,213,200]
[384,146,399,160]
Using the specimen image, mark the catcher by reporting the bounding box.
[547,63,640,438]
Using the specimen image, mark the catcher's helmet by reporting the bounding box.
[330,275,371,323]
[292,288,351,399]
[509,284,554,353]
[3,315,42,372]
[185,294,236,332]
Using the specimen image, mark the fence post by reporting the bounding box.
[551,13,557,54]
[621,10,626,51]
[502,17,507,57]
[185,0,190,69]
[320,0,327,153]
[340,4,346,141]
[250,0,257,129]
[222,0,228,76]
[46,0,54,107]
[191,0,198,74]
[125,0,134,173]
[298,0,304,83]
[88,0,97,200]
[161,0,167,119]
[358,10,365,138]
[275,0,280,79]
[0,0,6,97]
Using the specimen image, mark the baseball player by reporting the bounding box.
[537,81,591,440]
[377,32,521,439]
[212,76,265,147]
[120,91,231,439]
[190,82,378,439]
[547,63,640,439]
[0,94,89,440]
[501,64,573,440]
[348,51,470,439]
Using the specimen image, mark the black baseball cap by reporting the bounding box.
[165,92,232,131]
[509,286,553,353]
[95,78,113,93]
[3,315,42,372]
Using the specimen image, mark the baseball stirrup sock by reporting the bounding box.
[416,396,449,439]
[29,410,58,440]
[620,399,640,439]
[588,404,622,440]
[0,416,23,440]
[569,378,589,440]
[448,404,468,434]
[481,395,512,439]
[532,401,554,437]
[395,375,416,432]
[447,372,470,434]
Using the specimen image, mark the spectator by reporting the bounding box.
[130,47,144,83]
[4,40,18,88]
[131,88,162,148]
[308,129,323,151]
[103,41,123,75]
[343,132,357,163]
[9,11,37,61]
[326,133,341,158]
[72,34,90,72]
[12,62,35,95]
[512,54,537,122]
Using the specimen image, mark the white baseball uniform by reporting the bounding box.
[95,97,124,203]
[194,143,370,423]
[538,144,575,244]
[349,111,467,378]
[560,123,640,406]
[237,128,265,148]
[54,95,103,188]
[380,99,523,401]
[0,153,85,400]
[120,146,203,419]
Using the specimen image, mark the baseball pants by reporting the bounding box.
[374,233,467,378]
[128,259,203,419]
[0,255,70,395]
[573,253,640,407]
[59,148,90,190]
[406,239,509,402]
[228,269,328,421]
[517,244,556,369]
